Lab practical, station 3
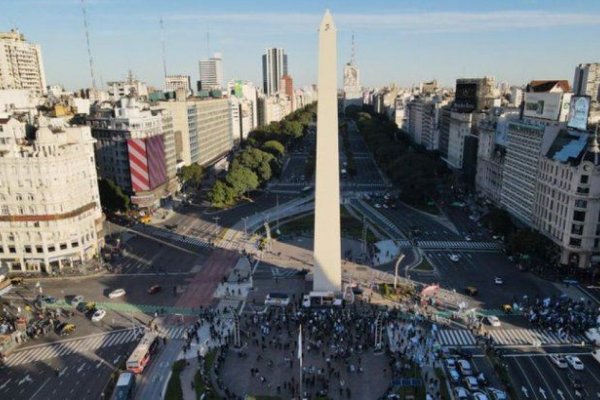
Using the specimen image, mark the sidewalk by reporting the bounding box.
[180,357,200,400]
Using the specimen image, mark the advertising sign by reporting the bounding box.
[454,82,477,113]
[522,92,563,121]
[567,96,591,131]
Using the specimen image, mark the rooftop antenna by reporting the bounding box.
[160,17,167,78]
[351,31,356,65]
[80,0,97,90]
[206,26,211,57]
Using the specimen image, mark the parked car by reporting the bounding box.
[472,392,490,400]
[453,387,469,400]
[147,285,162,295]
[476,372,488,386]
[108,288,126,299]
[487,316,501,327]
[448,368,460,383]
[549,354,568,369]
[91,309,106,322]
[445,358,456,369]
[457,359,472,376]
[464,376,479,391]
[488,388,508,400]
[565,355,584,370]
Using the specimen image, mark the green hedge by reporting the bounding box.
[165,360,186,400]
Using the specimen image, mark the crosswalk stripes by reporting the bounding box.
[417,240,503,251]
[435,329,476,346]
[132,225,211,250]
[489,328,586,346]
[270,267,302,278]
[4,329,139,367]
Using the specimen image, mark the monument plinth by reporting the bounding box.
[313,10,342,294]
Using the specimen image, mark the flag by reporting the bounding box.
[297,324,302,365]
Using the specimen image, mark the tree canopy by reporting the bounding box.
[98,178,130,212]
[177,163,204,187]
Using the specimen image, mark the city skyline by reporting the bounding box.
[3,0,600,91]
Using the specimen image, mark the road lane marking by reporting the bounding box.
[527,357,558,400]
[514,357,540,400]
[30,377,51,400]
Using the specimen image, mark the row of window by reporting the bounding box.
[0,240,81,255]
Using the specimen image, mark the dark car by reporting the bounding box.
[453,347,473,359]
[165,224,178,230]
[147,285,162,295]
[568,373,583,390]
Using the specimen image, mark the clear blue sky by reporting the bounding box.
[4,0,600,91]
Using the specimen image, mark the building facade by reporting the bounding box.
[0,117,102,274]
[262,48,288,96]
[0,30,47,96]
[199,53,223,90]
[573,63,600,106]
[165,75,191,94]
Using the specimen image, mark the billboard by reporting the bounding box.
[454,82,477,113]
[522,92,564,121]
[567,95,591,131]
[127,136,167,193]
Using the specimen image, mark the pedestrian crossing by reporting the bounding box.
[489,328,586,346]
[435,329,477,346]
[4,328,142,367]
[133,225,211,250]
[417,240,502,251]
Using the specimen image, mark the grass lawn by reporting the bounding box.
[165,360,186,400]
[412,258,434,272]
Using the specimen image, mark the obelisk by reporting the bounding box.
[313,10,342,293]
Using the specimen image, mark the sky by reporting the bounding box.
[4,0,600,91]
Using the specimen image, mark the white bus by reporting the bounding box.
[126,332,159,374]
[302,292,343,308]
[265,292,290,307]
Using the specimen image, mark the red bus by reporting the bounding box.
[126,332,159,374]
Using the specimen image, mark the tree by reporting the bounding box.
[207,180,236,208]
[233,147,274,183]
[177,164,204,187]
[388,153,437,205]
[262,140,285,157]
[481,208,516,237]
[225,166,259,196]
[98,179,130,212]
[281,119,303,139]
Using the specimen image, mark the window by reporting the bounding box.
[569,237,582,247]
[0,247,3,253]
[36,245,43,253]
[71,241,79,248]
[577,187,590,194]
[573,211,586,222]
[24,246,31,253]
[575,199,588,208]
[571,224,584,235]
[8,246,16,253]
[60,243,67,250]
[48,245,55,252]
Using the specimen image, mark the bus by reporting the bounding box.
[126,332,159,374]
[110,372,136,400]
[302,292,343,308]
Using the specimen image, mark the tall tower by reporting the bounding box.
[313,10,341,293]
[343,32,362,109]
[262,48,288,96]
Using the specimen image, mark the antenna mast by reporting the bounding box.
[80,0,97,90]
[160,17,167,78]
[351,31,356,65]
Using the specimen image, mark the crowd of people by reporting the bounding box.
[522,294,600,337]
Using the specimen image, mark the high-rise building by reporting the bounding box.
[0,117,103,274]
[89,98,175,209]
[262,48,288,96]
[165,75,191,94]
[0,30,47,95]
[199,53,223,90]
[343,35,362,110]
[573,63,600,106]
[107,71,149,101]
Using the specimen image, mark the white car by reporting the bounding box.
[457,359,472,376]
[465,235,472,241]
[464,376,479,391]
[488,388,508,400]
[549,354,568,369]
[91,309,106,322]
[108,288,126,299]
[472,392,490,400]
[565,355,584,370]
[585,327,600,346]
[494,277,504,285]
[487,316,501,327]
[374,203,382,209]
[453,387,469,400]
[449,254,460,262]
[448,368,460,383]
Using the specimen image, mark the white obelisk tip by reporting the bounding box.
[319,9,336,31]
